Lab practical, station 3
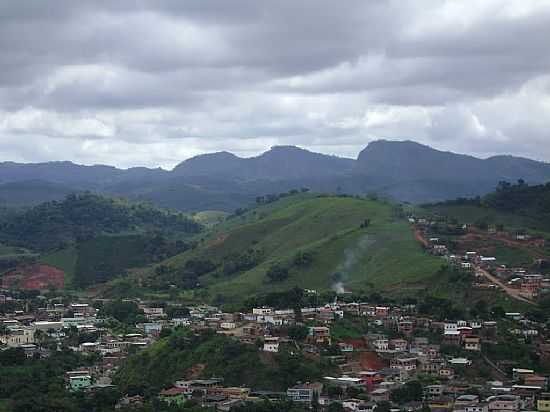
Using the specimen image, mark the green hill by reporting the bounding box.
[0,192,202,251]
[0,193,204,289]
[423,181,550,236]
[40,234,198,289]
[114,328,334,394]
[138,194,441,303]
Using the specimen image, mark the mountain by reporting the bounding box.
[0,180,78,207]
[353,140,550,202]
[1,141,550,210]
[173,145,354,180]
[355,140,550,182]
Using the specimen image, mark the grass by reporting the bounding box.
[0,399,11,412]
[40,246,78,287]
[192,210,229,227]
[491,244,534,267]
[416,269,531,313]
[423,204,550,237]
[155,195,442,303]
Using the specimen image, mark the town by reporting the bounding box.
[2,272,549,412]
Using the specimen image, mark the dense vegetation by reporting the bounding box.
[0,348,112,412]
[425,181,550,233]
[0,193,201,251]
[114,328,334,395]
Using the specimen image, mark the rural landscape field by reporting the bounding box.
[2,1,550,412]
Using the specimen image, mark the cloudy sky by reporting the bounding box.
[1,0,549,169]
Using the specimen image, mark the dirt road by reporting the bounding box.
[475,266,536,306]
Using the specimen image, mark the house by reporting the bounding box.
[464,336,481,351]
[252,307,273,315]
[486,395,521,411]
[210,387,250,400]
[375,307,390,317]
[423,385,445,401]
[0,326,35,347]
[263,336,280,353]
[465,402,489,412]
[115,395,144,409]
[370,388,390,402]
[286,382,323,404]
[79,342,100,352]
[374,338,389,352]
[428,396,454,410]
[537,393,550,412]
[159,387,187,405]
[390,356,417,372]
[444,330,462,345]
[449,358,472,366]
[68,375,92,391]
[31,320,63,332]
[512,368,535,382]
[398,320,414,335]
[141,306,164,318]
[390,338,408,352]
[342,399,367,411]
[323,376,363,389]
[308,326,331,345]
[338,342,354,353]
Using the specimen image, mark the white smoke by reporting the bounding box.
[332,234,374,293]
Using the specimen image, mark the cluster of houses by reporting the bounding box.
[412,216,550,299]
[2,286,550,411]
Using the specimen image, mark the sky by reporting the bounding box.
[1,0,549,169]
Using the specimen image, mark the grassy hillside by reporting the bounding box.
[140,194,441,303]
[0,193,204,290]
[40,235,196,289]
[423,182,550,237]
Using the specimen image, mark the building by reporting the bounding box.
[464,336,481,351]
[390,356,417,372]
[0,326,35,347]
[286,383,322,404]
[487,395,521,412]
[159,387,187,405]
[263,337,280,353]
[537,393,550,412]
[308,326,331,345]
[68,375,92,391]
[423,385,445,401]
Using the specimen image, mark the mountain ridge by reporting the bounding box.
[1,140,550,209]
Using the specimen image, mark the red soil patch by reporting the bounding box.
[2,264,65,290]
[413,227,429,248]
[343,338,367,350]
[358,351,387,371]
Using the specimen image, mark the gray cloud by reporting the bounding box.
[0,0,549,168]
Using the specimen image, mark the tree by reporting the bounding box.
[266,263,289,282]
[375,401,392,412]
[293,251,314,266]
[390,381,423,404]
[287,325,308,342]
[327,386,343,399]
[328,403,345,412]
